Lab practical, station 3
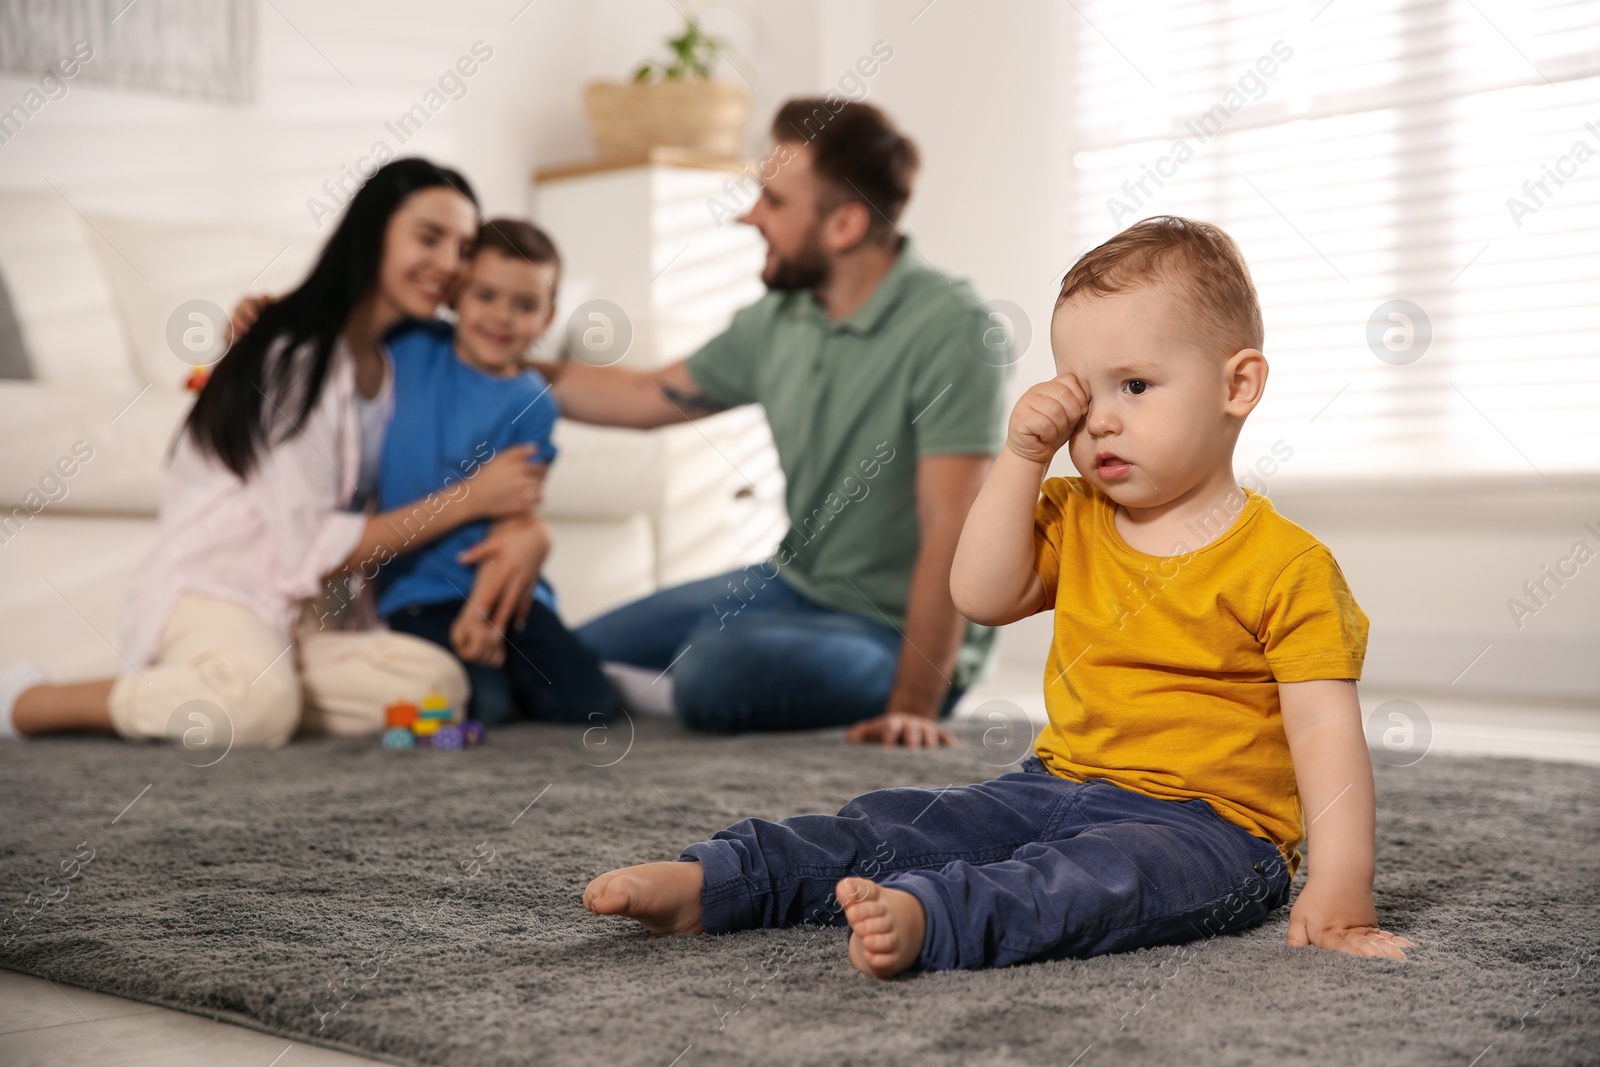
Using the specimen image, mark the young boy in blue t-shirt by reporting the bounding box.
[379,219,614,727]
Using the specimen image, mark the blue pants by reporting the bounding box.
[680,756,1292,970]
[386,599,615,727]
[576,567,960,734]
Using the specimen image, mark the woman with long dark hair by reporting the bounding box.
[1,158,547,746]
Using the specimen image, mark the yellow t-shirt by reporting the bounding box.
[1030,477,1369,877]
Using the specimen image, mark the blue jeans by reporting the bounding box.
[680,755,1292,970]
[576,568,960,734]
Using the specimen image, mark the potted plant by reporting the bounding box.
[582,15,751,159]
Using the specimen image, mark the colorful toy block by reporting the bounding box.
[385,699,419,729]
[379,689,483,750]
[382,727,415,749]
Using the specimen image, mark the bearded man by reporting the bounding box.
[545,99,1008,748]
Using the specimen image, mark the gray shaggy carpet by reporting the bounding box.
[1,715,1596,1067]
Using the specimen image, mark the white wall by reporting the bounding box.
[0,2,535,228]
[809,0,1070,398]
[0,0,823,233]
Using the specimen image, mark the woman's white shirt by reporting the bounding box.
[350,349,395,511]
[119,337,373,671]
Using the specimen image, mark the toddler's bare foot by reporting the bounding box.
[838,876,924,978]
[583,860,704,935]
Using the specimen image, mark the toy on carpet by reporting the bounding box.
[380,690,484,750]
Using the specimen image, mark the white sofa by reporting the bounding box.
[0,192,779,682]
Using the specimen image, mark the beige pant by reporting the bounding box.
[108,594,469,748]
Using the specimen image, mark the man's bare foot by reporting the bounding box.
[838,876,924,978]
[583,860,705,935]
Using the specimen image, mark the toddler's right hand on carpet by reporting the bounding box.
[1286,876,1415,961]
[1007,373,1089,464]
[451,607,506,667]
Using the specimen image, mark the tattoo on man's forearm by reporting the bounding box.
[658,382,729,415]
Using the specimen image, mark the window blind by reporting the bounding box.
[1064,0,1600,481]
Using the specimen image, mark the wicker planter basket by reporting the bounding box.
[582,79,751,159]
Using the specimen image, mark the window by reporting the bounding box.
[1065,0,1600,481]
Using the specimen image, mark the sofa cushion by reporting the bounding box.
[543,421,667,517]
[0,194,135,388]
[0,265,31,379]
[542,514,656,627]
[0,514,159,682]
[0,512,656,680]
[83,214,318,391]
[0,381,191,515]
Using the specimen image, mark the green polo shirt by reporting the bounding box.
[686,243,1009,689]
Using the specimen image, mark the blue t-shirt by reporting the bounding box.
[376,319,558,619]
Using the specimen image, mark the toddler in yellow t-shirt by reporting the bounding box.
[581,216,1413,978]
